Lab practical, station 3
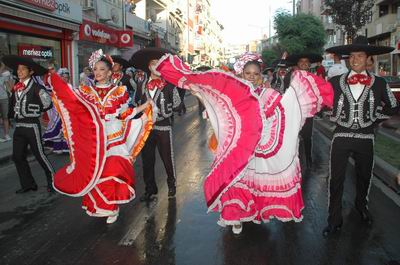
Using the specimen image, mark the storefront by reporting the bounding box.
[369,33,392,76]
[391,31,400,76]
[0,0,82,79]
[77,19,133,75]
[124,12,152,59]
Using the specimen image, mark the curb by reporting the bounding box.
[314,119,400,194]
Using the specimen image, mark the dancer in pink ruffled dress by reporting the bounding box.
[156,53,334,234]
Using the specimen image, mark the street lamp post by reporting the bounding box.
[288,0,296,16]
[293,0,296,16]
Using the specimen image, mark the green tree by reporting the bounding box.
[262,47,280,66]
[274,12,326,54]
[324,0,374,41]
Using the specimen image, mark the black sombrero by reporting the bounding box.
[2,55,47,75]
[286,53,323,65]
[129,47,173,72]
[196,65,211,72]
[326,36,394,56]
[111,55,130,69]
[262,59,293,74]
[262,67,274,74]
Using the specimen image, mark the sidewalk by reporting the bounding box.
[0,127,13,165]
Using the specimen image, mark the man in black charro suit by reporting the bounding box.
[322,36,399,237]
[3,55,54,193]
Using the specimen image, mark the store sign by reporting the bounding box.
[119,30,133,47]
[15,0,82,23]
[80,20,133,48]
[18,44,53,59]
[53,0,82,23]
[21,0,56,11]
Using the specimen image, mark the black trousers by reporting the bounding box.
[300,117,314,167]
[12,123,54,189]
[328,136,374,226]
[178,88,186,114]
[141,129,176,194]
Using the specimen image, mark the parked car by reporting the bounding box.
[382,76,400,102]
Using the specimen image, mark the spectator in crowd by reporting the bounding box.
[79,66,93,87]
[0,61,13,142]
[327,53,348,80]
[316,59,326,79]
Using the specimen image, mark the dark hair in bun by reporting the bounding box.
[99,57,113,70]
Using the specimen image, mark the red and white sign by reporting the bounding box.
[18,44,54,59]
[80,20,133,48]
[20,0,56,11]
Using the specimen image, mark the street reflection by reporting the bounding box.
[143,198,177,265]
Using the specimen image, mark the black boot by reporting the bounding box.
[168,186,176,198]
[140,192,156,202]
[322,222,343,238]
[16,185,38,194]
[356,208,373,226]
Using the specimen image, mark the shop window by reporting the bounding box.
[377,53,391,76]
[391,3,398,13]
[379,4,389,17]
[0,32,61,72]
[0,32,9,58]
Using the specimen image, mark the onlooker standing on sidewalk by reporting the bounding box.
[316,59,326,79]
[3,55,55,193]
[0,61,12,142]
[79,66,93,87]
[327,53,348,80]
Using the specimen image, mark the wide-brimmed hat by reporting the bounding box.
[2,55,47,75]
[111,55,130,69]
[196,65,212,72]
[262,59,293,74]
[130,47,173,72]
[286,53,323,65]
[326,36,394,56]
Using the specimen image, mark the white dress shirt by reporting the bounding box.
[348,70,367,101]
[17,78,31,98]
[147,78,157,98]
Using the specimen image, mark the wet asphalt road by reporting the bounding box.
[0,95,399,265]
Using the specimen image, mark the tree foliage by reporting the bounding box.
[274,12,326,55]
[325,0,374,41]
[262,49,279,66]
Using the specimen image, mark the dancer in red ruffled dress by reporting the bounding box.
[156,53,334,234]
[49,49,154,223]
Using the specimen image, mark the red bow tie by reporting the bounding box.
[14,82,26,92]
[112,73,122,81]
[146,79,166,91]
[347,74,372,86]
